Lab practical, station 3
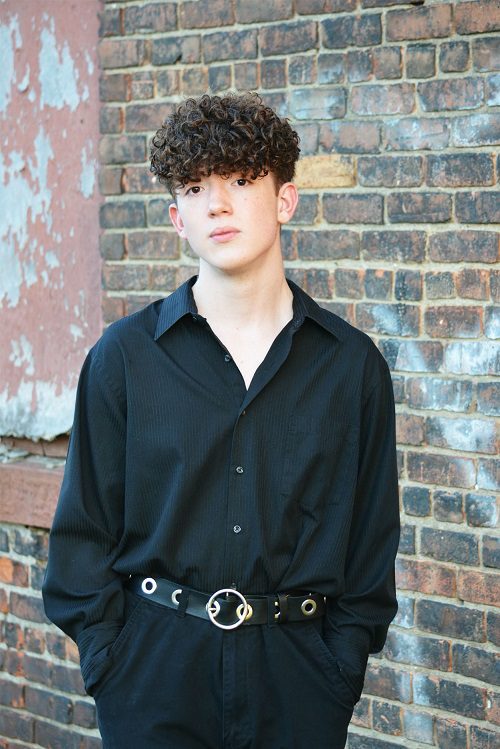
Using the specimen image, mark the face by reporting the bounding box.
[169,172,298,277]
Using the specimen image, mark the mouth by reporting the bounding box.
[209,227,240,242]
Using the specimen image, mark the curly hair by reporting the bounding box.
[150,93,300,196]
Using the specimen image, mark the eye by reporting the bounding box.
[235,178,249,187]
[185,185,202,195]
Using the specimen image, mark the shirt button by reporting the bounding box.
[191,315,197,322]
[224,353,232,362]
[233,525,242,534]
[241,409,246,416]
[235,466,244,474]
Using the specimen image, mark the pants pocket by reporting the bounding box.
[306,621,360,709]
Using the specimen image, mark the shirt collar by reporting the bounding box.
[154,276,344,342]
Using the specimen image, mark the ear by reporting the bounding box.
[169,202,187,238]
[277,182,299,226]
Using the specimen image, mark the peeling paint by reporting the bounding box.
[79,141,97,198]
[0,379,78,441]
[9,335,34,376]
[0,16,22,114]
[38,22,80,111]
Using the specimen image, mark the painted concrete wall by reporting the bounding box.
[0,1,102,440]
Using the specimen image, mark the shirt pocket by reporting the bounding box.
[280,415,358,506]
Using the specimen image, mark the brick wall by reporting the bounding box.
[1,0,499,747]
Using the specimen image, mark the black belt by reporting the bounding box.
[127,576,325,630]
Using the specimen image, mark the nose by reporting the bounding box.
[207,181,232,216]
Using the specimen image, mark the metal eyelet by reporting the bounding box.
[141,577,157,595]
[301,598,317,616]
[171,589,182,606]
[236,602,253,621]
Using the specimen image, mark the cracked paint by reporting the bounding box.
[0,2,101,440]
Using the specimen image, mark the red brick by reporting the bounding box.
[351,83,415,115]
[429,230,498,263]
[102,263,149,290]
[181,67,209,95]
[358,156,423,187]
[386,5,452,41]
[99,166,122,195]
[362,230,425,262]
[203,30,257,63]
[473,37,500,72]
[297,0,356,12]
[433,490,464,524]
[100,105,122,134]
[477,382,500,416]
[396,413,425,445]
[373,46,402,79]
[373,701,402,736]
[234,62,259,91]
[0,680,24,708]
[365,269,393,299]
[455,0,500,34]
[413,673,486,720]
[100,73,130,102]
[451,113,500,147]
[323,194,383,224]
[130,72,154,100]
[99,7,121,37]
[319,120,381,153]
[35,721,82,749]
[102,295,126,324]
[126,232,179,260]
[456,192,500,224]
[395,269,422,301]
[425,306,482,339]
[296,230,359,261]
[290,87,346,119]
[334,269,364,299]
[0,558,28,587]
[445,342,499,376]
[99,39,146,69]
[396,557,456,596]
[385,117,450,151]
[346,49,372,82]
[416,599,484,642]
[455,269,490,300]
[471,726,500,749]
[317,53,344,84]
[25,686,72,723]
[152,35,201,65]
[236,0,293,23]
[0,707,33,742]
[435,718,468,749]
[124,3,177,33]
[364,664,411,703]
[427,153,494,187]
[125,103,174,133]
[384,629,450,671]
[260,21,317,56]
[322,14,381,49]
[9,594,46,624]
[440,41,470,73]
[453,643,499,686]
[418,77,484,112]
[380,339,443,372]
[357,303,419,336]
[407,377,472,412]
[99,135,146,165]
[100,201,146,229]
[148,265,178,292]
[261,59,287,89]
[406,43,436,79]
[123,166,165,194]
[387,192,452,223]
[421,527,479,565]
[100,234,125,260]
[458,569,500,606]
[407,451,475,488]
[289,55,316,85]
[156,69,180,97]
[181,0,234,28]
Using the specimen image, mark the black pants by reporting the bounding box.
[91,592,357,748]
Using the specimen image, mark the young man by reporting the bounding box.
[43,93,400,749]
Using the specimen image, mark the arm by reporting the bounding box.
[325,349,400,695]
[42,335,127,691]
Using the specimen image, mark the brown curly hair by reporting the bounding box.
[150,93,300,196]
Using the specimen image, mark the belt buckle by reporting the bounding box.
[206,588,248,630]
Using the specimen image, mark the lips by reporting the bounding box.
[209,227,240,241]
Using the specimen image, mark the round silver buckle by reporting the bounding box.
[141,577,157,595]
[301,598,317,616]
[206,588,248,630]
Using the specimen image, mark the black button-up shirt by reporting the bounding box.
[43,278,399,687]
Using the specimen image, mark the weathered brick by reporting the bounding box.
[260,92,288,117]
[363,664,411,703]
[0,558,28,586]
[351,695,370,729]
[181,67,209,96]
[12,529,48,560]
[100,231,126,259]
[477,382,500,416]
[50,664,86,696]
[100,201,146,229]
[73,699,97,729]
[433,489,464,523]
[351,83,415,115]
[414,673,486,720]
[290,87,346,119]
[99,39,146,69]
[317,53,344,84]
[0,680,24,708]
[102,294,125,324]
[429,230,498,263]
[473,37,500,72]
[334,269,363,299]
[420,527,479,566]
[444,342,499,376]
[236,0,293,23]
[380,339,443,372]
[203,29,257,63]
[406,44,436,79]
[358,156,423,187]
[0,707,34,742]
[403,710,434,745]
[455,0,500,35]
[458,569,500,606]
[35,720,82,749]
[451,113,500,147]
[100,73,130,102]
[427,153,494,187]
[9,594,47,624]
[386,116,449,151]
[393,595,414,629]
[486,73,500,105]
[453,643,499,686]
[100,105,122,134]
[478,457,500,491]
[387,5,452,41]
[296,0,356,12]
[384,629,450,671]
[492,271,500,303]
[470,726,500,749]
[396,557,456,596]
[301,269,333,299]
[465,493,498,528]
[123,166,165,194]
[372,46,402,79]
[398,523,416,555]
[124,3,177,33]
[416,599,484,642]
[365,269,393,299]
[323,194,383,224]
[181,0,233,28]
[25,686,71,724]
[261,59,287,89]
[289,195,319,225]
[99,135,146,165]
[425,306,482,339]
[346,49,372,82]
[418,77,483,111]
[407,451,475,488]
[156,69,180,97]
[372,701,402,736]
[125,103,174,133]
[152,35,201,65]
[362,230,425,263]
[233,62,259,91]
[439,41,470,73]
[130,72,154,100]
[127,231,179,260]
[295,230,359,260]
[407,377,472,412]
[455,269,490,300]
[456,192,500,224]
[488,611,500,647]
[209,65,232,92]
[99,164,123,196]
[395,270,421,301]
[289,55,316,85]
[260,21,317,57]
[102,263,149,290]
[319,120,381,153]
[322,14,381,49]
[435,717,467,749]
[402,486,430,516]
[387,192,451,223]
[357,303,419,336]
[99,7,121,37]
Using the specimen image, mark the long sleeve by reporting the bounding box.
[42,334,127,691]
[324,349,400,695]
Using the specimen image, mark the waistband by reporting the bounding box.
[127,575,326,630]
